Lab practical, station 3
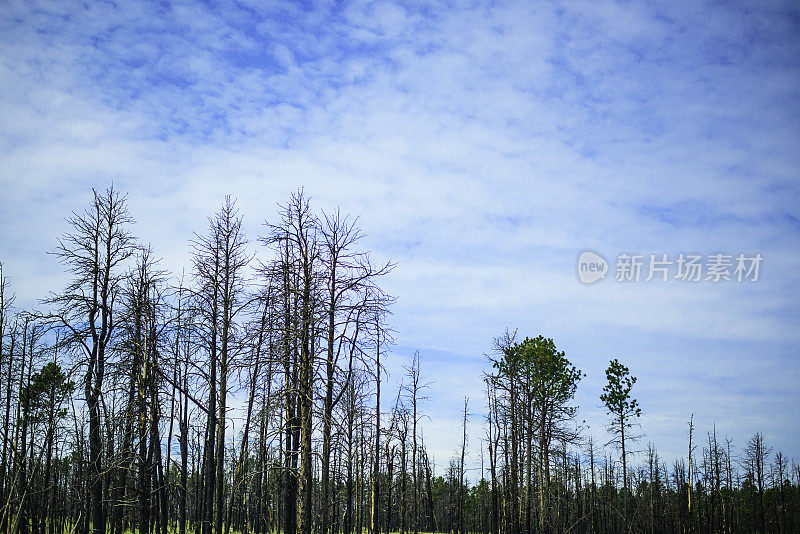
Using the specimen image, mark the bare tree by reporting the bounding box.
[0,262,14,503]
[458,397,469,534]
[404,351,427,534]
[192,195,250,534]
[319,209,392,534]
[44,187,136,534]
[744,432,772,534]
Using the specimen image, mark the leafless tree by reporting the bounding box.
[44,187,136,534]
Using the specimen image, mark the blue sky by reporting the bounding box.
[1,0,799,476]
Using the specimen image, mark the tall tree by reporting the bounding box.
[487,333,582,533]
[262,190,321,534]
[525,336,582,531]
[405,352,426,534]
[458,397,469,534]
[45,186,136,534]
[600,358,641,527]
[319,209,392,534]
[0,262,14,504]
[193,196,250,534]
[744,432,772,534]
[121,247,168,534]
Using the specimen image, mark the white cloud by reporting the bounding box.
[1,0,798,469]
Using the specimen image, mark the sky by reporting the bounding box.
[1,0,799,479]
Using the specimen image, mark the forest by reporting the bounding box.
[0,186,797,534]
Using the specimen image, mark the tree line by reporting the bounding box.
[481,333,799,533]
[0,186,797,534]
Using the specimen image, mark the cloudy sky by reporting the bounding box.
[1,0,799,476]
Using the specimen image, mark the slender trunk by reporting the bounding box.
[371,330,381,534]
[385,445,394,534]
[458,398,468,534]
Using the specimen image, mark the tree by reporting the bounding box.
[319,209,392,534]
[404,351,427,534]
[0,262,14,503]
[21,360,74,534]
[45,186,136,534]
[261,190,324,534]
[600,358,641,527]
[371,316,383,534]
[484,382,500,534]
[191,196,251,534]
[486,330,521,534]
[486,333,582,533]
[120,247,169,534]
[523,336,582,531]
[458,397,469,534]
[744,432,772,534]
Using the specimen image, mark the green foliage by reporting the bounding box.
[20,361,74,423]
[600,358,641,425]
[491,335,583,413]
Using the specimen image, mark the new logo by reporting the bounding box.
[577,251,608,284]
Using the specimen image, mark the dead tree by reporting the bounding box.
[45,187,136,534]
[193,196,250,534]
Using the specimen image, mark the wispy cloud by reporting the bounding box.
[1,0,799,471]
